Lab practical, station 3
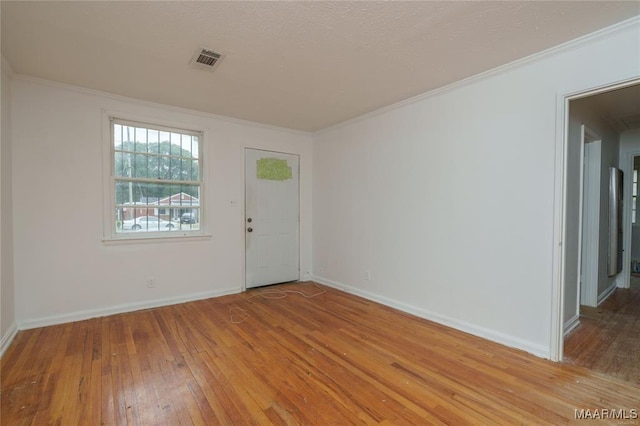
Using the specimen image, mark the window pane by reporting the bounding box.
[158,157,169,181]
[147,128,159,149]
[115,181,200,229]
[114,152,125,177]
[177,207,200,231]
[131,154,150,179]
[117,215,177,233]
[179,158,199,181]
[114,149,202,180]
[191,136,199,159]
[135,126,148,152]
[112,119,203,237]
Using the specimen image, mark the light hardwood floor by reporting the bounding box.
[564,276,640,386]
[2,282,639,424]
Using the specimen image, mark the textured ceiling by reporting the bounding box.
[2,1,639,131]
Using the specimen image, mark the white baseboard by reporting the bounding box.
[311,275,550,359]
[563,314,580,336]
[597,281,618,306]
[0,322,18,358]
[18,287,241,330]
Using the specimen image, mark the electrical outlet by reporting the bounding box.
[364,270,371,281]
[147,278,155,288]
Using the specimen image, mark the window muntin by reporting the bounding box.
[111,119,202,236]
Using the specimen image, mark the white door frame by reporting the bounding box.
[243,147,301,290]
[620,150,640,290]
[551,77,640,362]
[579,129,601,308]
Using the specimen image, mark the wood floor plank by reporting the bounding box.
[2,282,639,425]
[564,278,640,386]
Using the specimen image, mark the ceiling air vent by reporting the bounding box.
[190,47,223,72]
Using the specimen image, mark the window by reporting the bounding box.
[111,118,203,238]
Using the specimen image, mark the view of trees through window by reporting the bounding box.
[114,140,199,203]
[112,119,202,234]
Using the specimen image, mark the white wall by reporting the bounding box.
[11,77,313,328]
[312,21,640,357]
[564,98,620,322]
[1,57,16,353]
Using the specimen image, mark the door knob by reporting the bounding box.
[247,227,253,232]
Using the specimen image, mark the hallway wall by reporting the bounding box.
[313,20,640,358]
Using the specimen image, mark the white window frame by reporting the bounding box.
[103,114,208,243]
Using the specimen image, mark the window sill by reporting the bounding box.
[103,233,212,246]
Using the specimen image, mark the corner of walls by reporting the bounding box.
[313,16,640,138]
[563,315,580,337]
[312,17,639,364]
[10,77,312,328]
[1,54,16,355]
[1,56,14,76]
[597,280,618,306]
[0,321,17,358]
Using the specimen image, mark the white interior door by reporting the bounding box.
[245,149,299,288]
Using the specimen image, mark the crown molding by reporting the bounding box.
[315,15,640,137]
[11,73,312,137]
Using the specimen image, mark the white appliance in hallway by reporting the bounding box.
[608,167,623,277]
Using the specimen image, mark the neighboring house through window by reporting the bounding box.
[110,118,203,238]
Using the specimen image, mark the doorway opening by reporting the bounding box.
[558,80,640,384]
